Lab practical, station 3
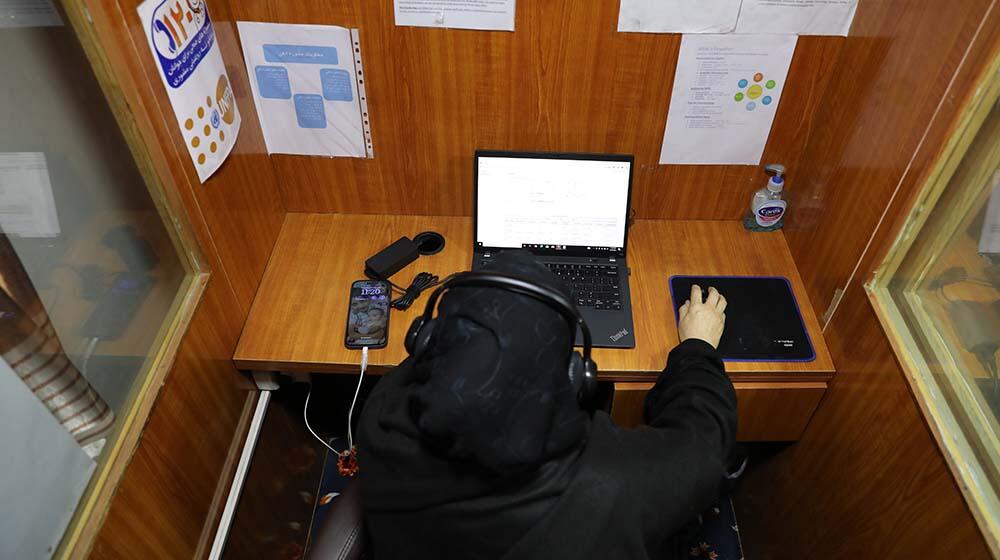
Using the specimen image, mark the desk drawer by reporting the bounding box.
[610,381,827,441]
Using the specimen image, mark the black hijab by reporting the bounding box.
[358,250,588,510]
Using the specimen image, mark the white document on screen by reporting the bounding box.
[238,22,374,158]
[476,158,630,250]
[394,0,516,31]
[659,34,798,165]
[618,0,742,34]
[736,0,858,36]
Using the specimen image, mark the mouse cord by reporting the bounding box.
[303,346,369,455]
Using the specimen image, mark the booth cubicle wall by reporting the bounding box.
[77,0,1000,558]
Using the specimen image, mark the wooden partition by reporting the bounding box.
[226,0,841,219]
[69,0,1000,556]
[74,1,287,558]
[738,1,1000,557]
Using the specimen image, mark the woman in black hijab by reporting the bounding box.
[357,250,736,559]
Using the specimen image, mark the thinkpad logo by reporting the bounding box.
[609,328,629,342]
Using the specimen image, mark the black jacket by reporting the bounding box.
[358,338,737,559]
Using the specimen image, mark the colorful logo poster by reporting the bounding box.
[137,0,240,183]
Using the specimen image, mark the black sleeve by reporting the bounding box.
[611,338,737,546]
[643,338,737,445]
[510,341,738,557]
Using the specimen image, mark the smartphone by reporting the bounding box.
[345,279,391,349]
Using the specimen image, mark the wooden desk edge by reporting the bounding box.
[233,355,835,383]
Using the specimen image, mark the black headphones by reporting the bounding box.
[404,271,598,407]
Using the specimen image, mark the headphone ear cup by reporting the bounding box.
[411,318,438,360]
[580,358,598,406]
[405,317,425,355]
[568,352,587,405]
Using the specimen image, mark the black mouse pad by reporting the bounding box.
[669,276,815,362]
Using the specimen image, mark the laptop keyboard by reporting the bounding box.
[544,263,622,310]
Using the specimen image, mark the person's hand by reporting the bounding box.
[677,284,727,349]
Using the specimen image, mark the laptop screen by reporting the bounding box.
[475,153,632,255]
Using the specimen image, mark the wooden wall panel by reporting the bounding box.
[89,279,253,560]
[737,281,992,558]
[118,0,286,313]
[784,0,1000,316]
[78,0,287,557]
[226,0,841,219]
[738,1,1000,557]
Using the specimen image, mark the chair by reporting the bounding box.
[307,479,369,560]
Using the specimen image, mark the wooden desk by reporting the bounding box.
[235,213,835,440]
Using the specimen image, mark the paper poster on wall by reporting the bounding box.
[659,34,797,165]
[395,0,516,31]
[978,170,1000,254]
[735,0,858,36]
[618,0,741,34]
[137,0,241,183]
[0,0,62,28]
[237,22,374,158]
[0,153,60,237]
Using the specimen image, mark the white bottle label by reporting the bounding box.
[755,199,787,227]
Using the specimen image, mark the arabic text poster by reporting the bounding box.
[394,0,515,31]
[736,0,858,36]
[660,34,798,165]
[237,22,371,158]
[137,0,241,183]
[618,0,741,34]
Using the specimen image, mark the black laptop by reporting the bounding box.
[472,150,636,348]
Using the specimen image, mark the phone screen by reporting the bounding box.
[345,281,390,348]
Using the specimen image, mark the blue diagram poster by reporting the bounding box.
[237,22,372,158]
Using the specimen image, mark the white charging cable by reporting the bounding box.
[303,346,369,454]
[347,346,369,451]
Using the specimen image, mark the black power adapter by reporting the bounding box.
[364,232,446,310]
[364,231,446,280]
[365,236,420,280]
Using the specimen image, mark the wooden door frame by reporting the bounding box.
[50,1,218,557]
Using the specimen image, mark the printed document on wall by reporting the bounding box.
[618,0,741,33]
[395,0,516,31]
[659,34,797,165]
[0,153,59,237]
[137,0,241,183]
[978,170,1000,254]
[736,0,858,36]
[238,22,373,158]
[0,0,62,28]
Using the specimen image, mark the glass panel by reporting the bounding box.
[874,81,1000,538]
[0,12,193,559]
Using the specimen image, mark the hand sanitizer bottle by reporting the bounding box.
[746,164,787,231]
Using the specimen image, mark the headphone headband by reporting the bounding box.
[420,271,593,360]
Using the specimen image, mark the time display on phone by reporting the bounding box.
[360,286,383,296]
